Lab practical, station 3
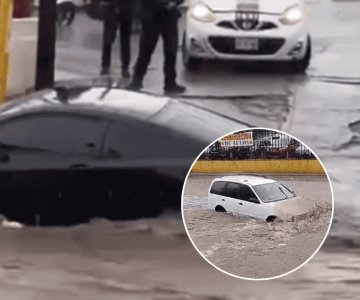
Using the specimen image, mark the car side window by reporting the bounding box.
[0,113,107,155]
[238,184,260,203]
[210,181,227,196]
[104,119,204,159]
[225,182,241,199]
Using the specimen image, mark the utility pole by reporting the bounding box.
[35,0,57,90]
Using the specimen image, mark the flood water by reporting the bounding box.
[182,174,333,279]
[0,209,357,300]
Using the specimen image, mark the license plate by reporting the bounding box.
[235,38,259,51]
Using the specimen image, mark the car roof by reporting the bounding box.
[214,175,276,186]
[0,82,249,143]
[0,87,169,121]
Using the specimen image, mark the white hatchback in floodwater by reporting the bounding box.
[183,0,311,72]
[208,175,313,221]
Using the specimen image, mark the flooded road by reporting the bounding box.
[8,0,359,298]
[0,175,337,299]
[0,211,357,300]
[182,174,332,279]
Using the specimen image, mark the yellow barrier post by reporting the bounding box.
[0,0,13,103]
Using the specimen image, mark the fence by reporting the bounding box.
[0,0,13,103]
[199,129,316,160]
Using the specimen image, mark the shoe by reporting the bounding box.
[127,80,143,91]
[164,83,186,94]
[122,69,131,78]
[100,67,110,76]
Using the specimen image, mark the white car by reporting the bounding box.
[208,175,313,221]
[183,0,311,72]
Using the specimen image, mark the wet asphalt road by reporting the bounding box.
[55,0,360,245]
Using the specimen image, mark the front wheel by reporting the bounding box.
[182,33,203,71]
[289,35,312,73]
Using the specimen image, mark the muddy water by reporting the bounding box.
[0,174,355,299]
[183,174,333,279]
[0,209,358,299]
[184,205,331,279]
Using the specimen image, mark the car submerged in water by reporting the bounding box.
[0,82,246,226]
[208,175,313,221]
[183,0,311,72]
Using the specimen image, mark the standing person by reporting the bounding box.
[100,0,135,77]
[128,0,185,94]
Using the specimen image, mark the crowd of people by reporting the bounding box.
[97,0,186,94]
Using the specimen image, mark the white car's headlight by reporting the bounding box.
[280,5,304,25]
[189,2,216,23]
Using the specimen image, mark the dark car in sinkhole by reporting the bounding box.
[0,83,246,225]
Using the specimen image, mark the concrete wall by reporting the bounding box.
[191,160,325,174]
[7,18,38,98]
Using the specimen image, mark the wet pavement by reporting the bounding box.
[281,1,360,247]
[56,0,360,128]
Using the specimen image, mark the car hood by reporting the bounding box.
[196,0,301,14]
[270,196,315,221]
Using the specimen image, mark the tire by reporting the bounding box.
[182,33,203,71]
[266,216,280,223]
[215,206,227,213]
[289,35,312,73]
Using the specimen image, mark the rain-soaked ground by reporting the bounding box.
[182,174,333,279]
[2,0,359,298]
[0,210,355,300]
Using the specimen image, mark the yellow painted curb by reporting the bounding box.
[0,0,13,103]
[192,160,325,174]
[0,52,9,102]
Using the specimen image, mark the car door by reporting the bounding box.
[209,180,231,211]
[236,183,262,218]
[223,182,245,214]
[0,112,108,224]
[96,117,205,219]
[208,180,226,209]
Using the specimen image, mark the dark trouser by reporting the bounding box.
[101,12,133,71]
[133,11,179,86]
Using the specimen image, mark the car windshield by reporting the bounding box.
[253,182,296,203]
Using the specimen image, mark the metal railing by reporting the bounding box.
[0,0,13,103]
[200,129,316,160]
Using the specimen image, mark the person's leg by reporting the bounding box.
[101,16,117,75]
[119,12,134,77]
[161,13,185,93]
[129,18,160,90]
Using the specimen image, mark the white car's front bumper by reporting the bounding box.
[184,12,309,62]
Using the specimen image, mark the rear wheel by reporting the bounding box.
[215,205,226,213]
[289,35,312,73]
[182,33,203,71]
[266,216,280,223]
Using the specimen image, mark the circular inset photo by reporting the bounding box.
[181,128,334,280]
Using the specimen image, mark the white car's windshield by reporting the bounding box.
[253,183,296,203]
